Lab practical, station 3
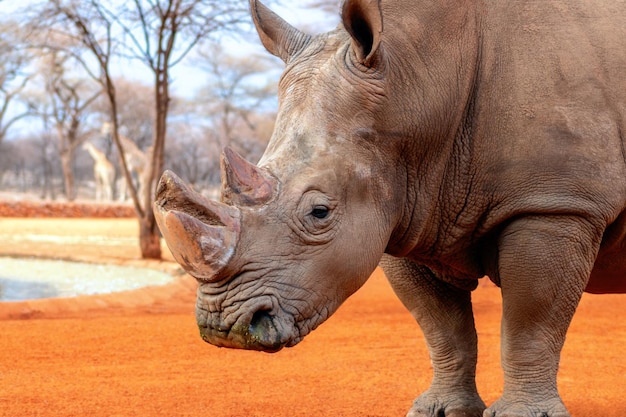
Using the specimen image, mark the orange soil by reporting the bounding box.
[0,216,624,417]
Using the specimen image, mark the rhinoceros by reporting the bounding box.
[154,0,626,416]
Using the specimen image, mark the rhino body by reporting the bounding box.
[154,0,626,416]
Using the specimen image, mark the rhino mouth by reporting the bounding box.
[196,299,296,353]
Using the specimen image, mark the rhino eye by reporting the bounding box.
[310,205,330,219]
[294,194,338,242]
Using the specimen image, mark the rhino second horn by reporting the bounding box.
[221,147,278,207]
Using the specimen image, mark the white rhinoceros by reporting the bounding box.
[154,1,626,416]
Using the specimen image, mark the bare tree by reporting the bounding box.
[36,128,61,200]
[194,43,278,155]
[0,139,36,194]
[109,78,154,150]
[0,20,36,144]
[32,0,251,259]
[37,51,101,201]
[165,122,217,191]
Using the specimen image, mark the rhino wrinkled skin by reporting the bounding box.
[154,0,626,416]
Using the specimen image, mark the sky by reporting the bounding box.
[0,1,341,139]
[127,3,340,99]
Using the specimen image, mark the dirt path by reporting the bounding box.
[0,217,624,416]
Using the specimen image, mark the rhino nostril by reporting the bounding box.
[248,310,283,352]
[249,310,273,334]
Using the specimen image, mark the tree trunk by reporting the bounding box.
[139,159,161,259]
[103,71,159,260]
[137,65,169,260]
[40,141,55,200]
[139,216,161,259]
[40,162,52,200]
[60,152,75,201]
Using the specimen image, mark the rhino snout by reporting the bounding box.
[198,308,288,352]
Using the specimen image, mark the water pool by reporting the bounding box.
[0,257,174,302]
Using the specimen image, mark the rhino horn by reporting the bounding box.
[154,170,240,282]
[250,0,312,63]
[221,146,278,207]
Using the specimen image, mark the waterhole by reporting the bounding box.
[0,257,174,302]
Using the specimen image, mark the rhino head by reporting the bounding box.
[154,0,412,352]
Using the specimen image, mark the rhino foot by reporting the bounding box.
[407,389,485,417]
[483,397,570,417]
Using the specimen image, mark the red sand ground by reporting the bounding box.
[0,202,624,417]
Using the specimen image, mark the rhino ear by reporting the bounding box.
[342,0,383,67]
[250,0,312,63]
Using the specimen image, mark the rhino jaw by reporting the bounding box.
[153,170,240,282]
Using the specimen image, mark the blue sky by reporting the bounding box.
[0,1,341,138]
[3,1,340,99]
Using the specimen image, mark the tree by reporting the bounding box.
[108,78,155,150]
[38,50,101,201]
[0,138,41,194]
[165,122,218,191]
[0,20,36,144]
[194,43,278,150]
[32,0,251,259]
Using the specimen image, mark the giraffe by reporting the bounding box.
[101,122,149,202]
[82,141,115,201]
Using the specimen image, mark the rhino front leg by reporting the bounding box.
[380,255,486,417]
[486,215,603,417]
